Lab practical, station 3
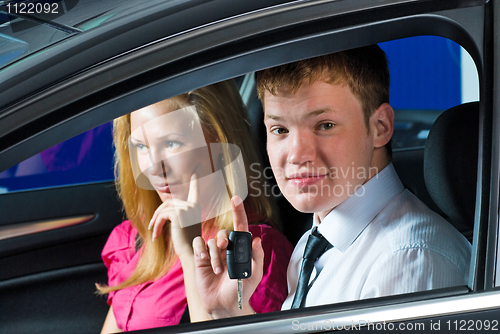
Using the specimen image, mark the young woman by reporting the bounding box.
[98,80,293,332]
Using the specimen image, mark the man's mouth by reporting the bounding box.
[286,173,327,187]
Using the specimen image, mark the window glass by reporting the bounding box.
[0,37,479,194]
[0,76,247,195]
[380,36,479,149]
[0,11,71,70]
[0,122,114,194]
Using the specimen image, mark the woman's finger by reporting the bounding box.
[149,203,163,230]
[151,211,170,242]
[207,239,224,275]
[251,237,264,281]
[149,200,170,230]
[216,229,230,249]
[187,172,199,205]
[193,236,209,261]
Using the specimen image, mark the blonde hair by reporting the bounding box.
[98,80,277,293]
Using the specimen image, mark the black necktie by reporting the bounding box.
[291,226,332,309]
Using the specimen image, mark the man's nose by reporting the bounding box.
[287,131,316,165]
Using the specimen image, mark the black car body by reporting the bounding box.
[0,0,498,333]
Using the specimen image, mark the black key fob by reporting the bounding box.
[226,231,252,279]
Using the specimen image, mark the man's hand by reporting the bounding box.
[192,196,264,318]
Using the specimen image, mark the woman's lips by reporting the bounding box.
[153,182,177,193]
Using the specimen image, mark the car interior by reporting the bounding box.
[422,102,479,240]
[243,80,479,247]
[0,2,488,331]
[0,79,479,334]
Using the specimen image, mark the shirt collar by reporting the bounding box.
[314,163,404,252]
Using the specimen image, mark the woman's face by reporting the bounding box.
[129,100,215,203]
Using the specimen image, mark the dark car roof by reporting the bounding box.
[0,0,299,67]
[0,0,484,172]
[0,0,183,70]
[0,0,299,106]
[2,0,480,113]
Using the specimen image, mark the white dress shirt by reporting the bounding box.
[282,163,472,310]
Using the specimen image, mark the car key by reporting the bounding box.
[226,231,252,310]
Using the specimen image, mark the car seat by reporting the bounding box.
[423,102,479,239]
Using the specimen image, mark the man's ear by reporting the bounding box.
[371,103,394,148]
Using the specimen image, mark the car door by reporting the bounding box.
[0,126,123,334]
[0,1,498,334]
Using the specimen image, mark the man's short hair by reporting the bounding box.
[255,44,391,155]
[256,45,389,126]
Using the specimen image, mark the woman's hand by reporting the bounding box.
[149,173,202,260]
[192,196,265,319]
[149,173,210,322]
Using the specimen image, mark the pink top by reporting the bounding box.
[102,220,293,332]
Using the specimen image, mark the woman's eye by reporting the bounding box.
[135,144,148,152]
[271,127,288,135]
[318,122,334,130]
[166,141,182,149]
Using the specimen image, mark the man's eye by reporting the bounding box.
[271,127,288,135]
[318,122,334,130]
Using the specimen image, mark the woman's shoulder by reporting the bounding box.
[102,220,138,258]
[248,223,279,237]
[248,224,293,250]
[101,221,141,295]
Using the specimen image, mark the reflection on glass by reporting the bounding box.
[0,123,114,193]
[128,105,248,226]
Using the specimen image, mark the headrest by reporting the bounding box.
[424,102,479,233]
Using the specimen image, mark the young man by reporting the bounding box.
[192,45,471,316]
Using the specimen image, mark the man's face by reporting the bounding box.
[264,80,385,220]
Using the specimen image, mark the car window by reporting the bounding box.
[228,36,477,322]
[96,37,477,331]
[0,11,72,70]
[0,122,114,193]
[380,36,479,150]
[0,2,493,333]
[0,35,479,212]
[0,36,477,195]
[0,0,198,70]
[0,76,248,194]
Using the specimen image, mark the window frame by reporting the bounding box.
[0,0,497,332]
